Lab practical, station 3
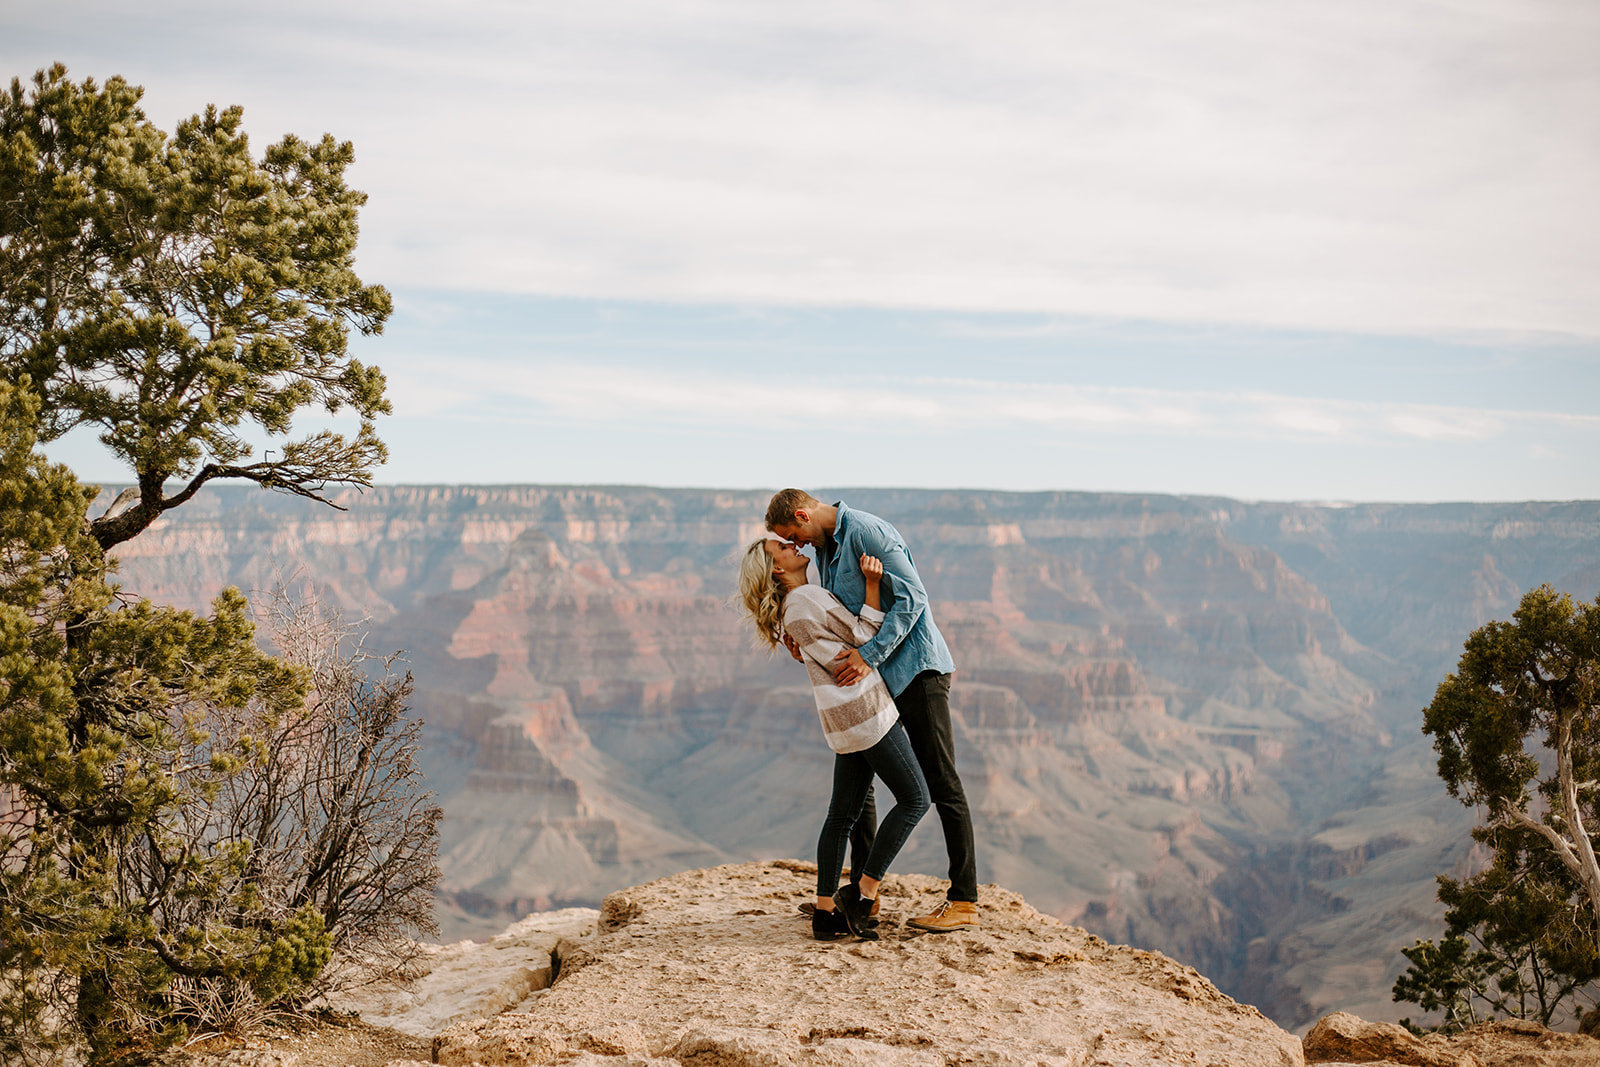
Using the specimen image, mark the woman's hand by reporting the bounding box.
[832,555,885,686]
[860,553,883,612]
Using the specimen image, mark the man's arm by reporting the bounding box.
[831,525,928,684]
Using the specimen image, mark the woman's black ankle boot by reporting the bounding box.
[812,906,849,941]
[834,883,880,941]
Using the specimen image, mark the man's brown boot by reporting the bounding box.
[907,900,978,932]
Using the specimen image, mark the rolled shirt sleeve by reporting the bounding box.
[850,527,929,670]
[838,602,885,645]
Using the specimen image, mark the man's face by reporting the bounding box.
[771,509,823,547]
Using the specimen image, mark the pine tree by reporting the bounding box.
[0,379,328,1060]
[1395,585,1600,1030]
[0,64,392,553]
[0,66,435,1062]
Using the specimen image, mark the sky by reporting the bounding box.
[5,0,1599,501]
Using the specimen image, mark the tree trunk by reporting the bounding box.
[1554,712,1600,959]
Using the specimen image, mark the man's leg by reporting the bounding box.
[895,671,979,928]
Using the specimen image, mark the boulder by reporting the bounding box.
[1303,1012,1466,1066]
[325,907,598,1036]
[1304,1011,1600,1067]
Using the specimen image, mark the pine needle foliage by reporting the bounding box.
[0,379,323,1061]
[0,64,393,553]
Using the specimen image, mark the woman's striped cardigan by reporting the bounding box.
[781,583,899,753]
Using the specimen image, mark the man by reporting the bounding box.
[766,489,978,931]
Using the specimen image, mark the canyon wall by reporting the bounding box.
[105,485,1600,1029]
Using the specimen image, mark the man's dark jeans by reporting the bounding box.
[847,671,978,902]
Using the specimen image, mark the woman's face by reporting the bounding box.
[764,538,807,579]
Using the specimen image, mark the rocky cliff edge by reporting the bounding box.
[335,860,1304,1066]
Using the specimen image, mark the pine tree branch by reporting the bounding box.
[88,438,378,551]
[146,936,229,980]
[1497,807,1583,881]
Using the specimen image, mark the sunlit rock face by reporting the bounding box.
[107,485,1600,1029]
[423,862,1307,1067]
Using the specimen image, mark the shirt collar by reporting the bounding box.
[822,500,851,556]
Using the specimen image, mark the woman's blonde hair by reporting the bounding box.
[737,538,787,650]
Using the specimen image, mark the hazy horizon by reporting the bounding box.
[80,476,1600,509]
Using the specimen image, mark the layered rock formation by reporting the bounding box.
[104,485,1600,1028]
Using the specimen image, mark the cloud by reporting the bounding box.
[391,357,1599,448]
[1386,411,1502,441]
[10,0,1599,336]
[1268,407,1345,437]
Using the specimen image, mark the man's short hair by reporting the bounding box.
[765,488,820,530]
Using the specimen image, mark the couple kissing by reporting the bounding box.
[738,490,979,942]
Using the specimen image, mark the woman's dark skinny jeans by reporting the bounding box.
[816,720,929,899]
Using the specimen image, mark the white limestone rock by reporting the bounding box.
[326,908,599,1037]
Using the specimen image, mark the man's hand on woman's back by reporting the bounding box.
[832,647,869,686]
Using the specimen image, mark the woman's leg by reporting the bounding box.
[816,751,874,906]
[856,722,930,898]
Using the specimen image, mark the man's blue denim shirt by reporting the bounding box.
[814,501,954,698]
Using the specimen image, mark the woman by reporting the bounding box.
[738,536,929,941]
